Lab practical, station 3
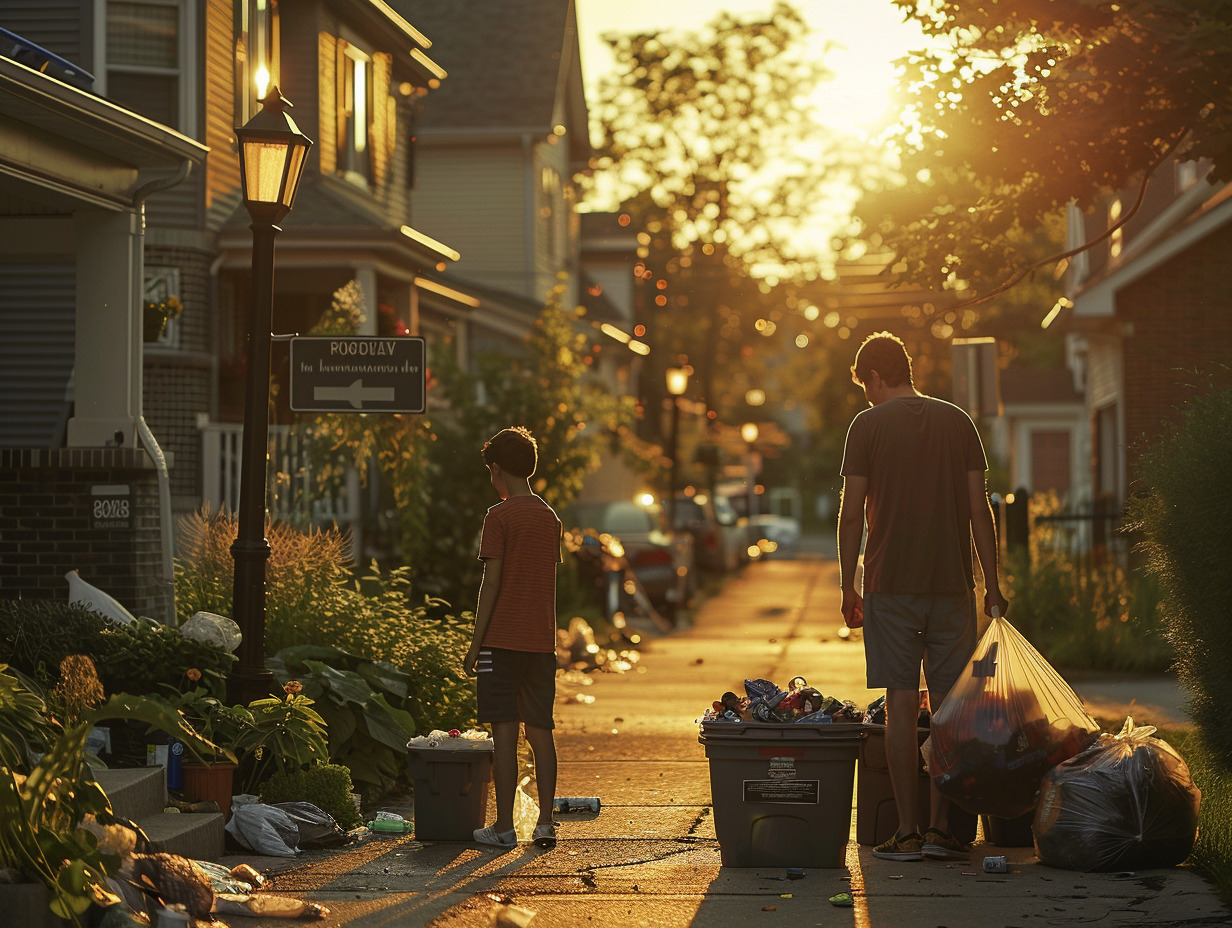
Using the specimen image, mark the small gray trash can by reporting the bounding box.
[408,746,493,840]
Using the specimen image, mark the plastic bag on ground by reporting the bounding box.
[224,802,301,857]
[513,776,539,843]
[1033,717,1201,871]
[270,801,349,848]
[179,611,242,653]
[926,615,1100,819]
[66,568,136,624]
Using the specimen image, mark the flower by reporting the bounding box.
[186,668,202,682]
[284,680,303,695]
[145,294,183,324]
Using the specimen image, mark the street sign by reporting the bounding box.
[290,336,426,413]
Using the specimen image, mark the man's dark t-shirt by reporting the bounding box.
[841,395,987,594]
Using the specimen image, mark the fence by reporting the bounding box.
[1003,493,1135,569]
[200,421,359,527]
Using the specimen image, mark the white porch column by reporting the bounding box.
[66,205,144,447]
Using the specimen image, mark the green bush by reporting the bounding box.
[258,763,363,831]
[1127,383,1232,775]
[0,601,231,697]
[1157,726,1232,905]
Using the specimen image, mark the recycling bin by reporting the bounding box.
[408,745,493,840]
[698,721,862,868]
[857,724,976,846]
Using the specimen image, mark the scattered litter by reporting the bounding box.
[408,728,493,750]
[491,901,537,927]
[761,906,776,912]
[213,894,329,919]
[786,868,804,880]
[828,892,854,907]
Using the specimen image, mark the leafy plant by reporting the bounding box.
[0,665,226,926]
[268,647,418,798]
[258,763,363,831]
[1127,382,1232,775]
[0,665,60,774]
[233,682,330,794]
[0,600,231,699]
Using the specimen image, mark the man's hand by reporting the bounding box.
[463,642,481,677]
[984,586,1009,619]
[841,587,864,629]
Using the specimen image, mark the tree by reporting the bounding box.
[583,2,867,282]
[858,0,1232,295]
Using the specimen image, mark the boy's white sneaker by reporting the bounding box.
[473,825,517,848]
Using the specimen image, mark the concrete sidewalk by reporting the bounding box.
[217,555,1226,928]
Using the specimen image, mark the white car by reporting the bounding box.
[749,514,801,552]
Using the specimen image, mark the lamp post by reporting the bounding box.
[228,88,313,705]
[741,422,759,537]
[665,367,689,529]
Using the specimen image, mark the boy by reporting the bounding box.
[465,426,563,849]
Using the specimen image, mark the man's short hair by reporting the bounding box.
[482,426,538,478]
[851,331,913,388]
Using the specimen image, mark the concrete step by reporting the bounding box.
[92,766,166,820]
[93,766,226,861]
[138,810,226,860]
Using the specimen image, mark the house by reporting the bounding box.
[0,0,462,608]
[393,0,592,361]
[1062,157,1232,509]
[0,43,206,617]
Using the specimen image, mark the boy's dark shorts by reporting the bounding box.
[475,647,557,730]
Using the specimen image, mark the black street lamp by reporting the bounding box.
[228,88,313,705]
[665,367,689,529]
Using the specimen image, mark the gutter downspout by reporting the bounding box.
[132,159,194,623]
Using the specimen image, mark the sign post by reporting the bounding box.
[290,336,426,414]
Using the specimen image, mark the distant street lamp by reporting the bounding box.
[741,422,760,540]
[665,367,690,529]
[228,88,313,705]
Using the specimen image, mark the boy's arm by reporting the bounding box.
[464,557,503,676]
[968,470,1009,617]
[837,474,867,628]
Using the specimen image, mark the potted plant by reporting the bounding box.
[0,661,225,927]
[142,294,182,342]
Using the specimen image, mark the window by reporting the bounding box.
[236,0,280,124]
[144,266,182,348]
[104,0,195,133]
[339,41,373,185]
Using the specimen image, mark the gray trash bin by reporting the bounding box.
[699,721,862,868]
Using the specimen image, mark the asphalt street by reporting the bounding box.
[215,544,1226,928]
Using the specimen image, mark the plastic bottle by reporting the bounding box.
[553,797,601,814]
[367,818,412,834]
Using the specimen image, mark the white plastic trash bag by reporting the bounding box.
[66,569,136,624]
[180,611,242,653]
[225,802,301,857]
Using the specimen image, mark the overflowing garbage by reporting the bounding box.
[925,615,1101,820]
[699,676,866,724]
[1033,717,1201,871]
[407,728,493,750]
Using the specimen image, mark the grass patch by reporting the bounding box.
[1156,726,1232,906]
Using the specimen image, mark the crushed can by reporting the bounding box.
[983,855,1008,873]
[553,797,601,814]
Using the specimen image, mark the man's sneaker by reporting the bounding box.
[872,831,924,861]
[473,825,517,848]
[922,827,970,861]
[532,821,557,849]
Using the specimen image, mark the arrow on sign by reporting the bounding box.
[314,380,397,409]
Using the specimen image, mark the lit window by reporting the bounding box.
[236,0,280,124]
[339,42,373,185]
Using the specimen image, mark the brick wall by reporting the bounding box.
[1120,222,1232,486]
[0,448,167,618]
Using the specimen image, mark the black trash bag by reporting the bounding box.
[1033,717,1201,872]
[270,801,350,849]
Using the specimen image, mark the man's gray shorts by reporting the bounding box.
[863,591,977,702]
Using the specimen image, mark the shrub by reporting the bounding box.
[258,763,363,831]
[0,601,231,697]
[1127,383,1232,775]
[1000,491,1173,673]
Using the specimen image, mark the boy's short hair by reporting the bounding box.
[482,426,538,478]
[851,331,913,388]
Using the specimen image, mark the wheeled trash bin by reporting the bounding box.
[408,744,493,840]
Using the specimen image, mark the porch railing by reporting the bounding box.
[200,421,359,526]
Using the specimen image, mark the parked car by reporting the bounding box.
[566,499,694,620]
[673,493,747,573]
[749,513,802,554]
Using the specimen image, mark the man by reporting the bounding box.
[838,332,1008,861]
